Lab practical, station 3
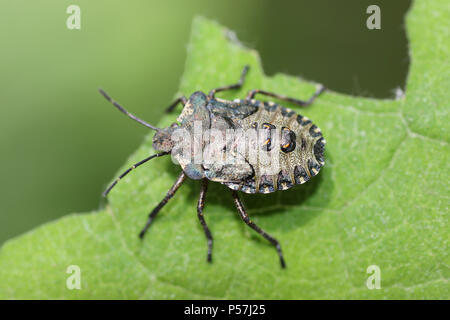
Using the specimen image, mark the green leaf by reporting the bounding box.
[0,1,448,299]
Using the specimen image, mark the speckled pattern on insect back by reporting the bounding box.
[211,97,326,194]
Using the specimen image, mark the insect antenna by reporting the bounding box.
[103,151,169,197]
[98,88,161,131]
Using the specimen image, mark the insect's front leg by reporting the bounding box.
[208,65,250,99]
[139,171,187,238]
[165,96,188,113]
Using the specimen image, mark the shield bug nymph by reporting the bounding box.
[99,66,326,268]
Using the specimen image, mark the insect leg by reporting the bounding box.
[208,65,250,99]
[165,96,187,113]
[99,89,160,131]
[103,151,170,197]
[231,190,286,268]
[139,171,187,239]
[197,179,213,262]
[246,84,325,107]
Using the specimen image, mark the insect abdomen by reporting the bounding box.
[224,100,326,194]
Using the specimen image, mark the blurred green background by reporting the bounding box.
[0,0,410,244]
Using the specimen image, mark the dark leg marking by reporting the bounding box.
[103,151,170,197]
[98,88,160,131]
[139,171,187,239]
[165,96,188,113]
[208,65,250,99]
[246,84,325,107]
[197,179,213,262]
[231,190,286,268]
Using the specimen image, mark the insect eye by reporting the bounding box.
[281,127,296,153]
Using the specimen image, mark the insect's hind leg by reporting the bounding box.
[246,84,325,107]
[197,179,213,262]
[139,172,187,239]
[231,190,286,268]
[165,96,188,113]
[208,65,250,99]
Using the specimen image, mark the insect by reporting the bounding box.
[99,66,325,268]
